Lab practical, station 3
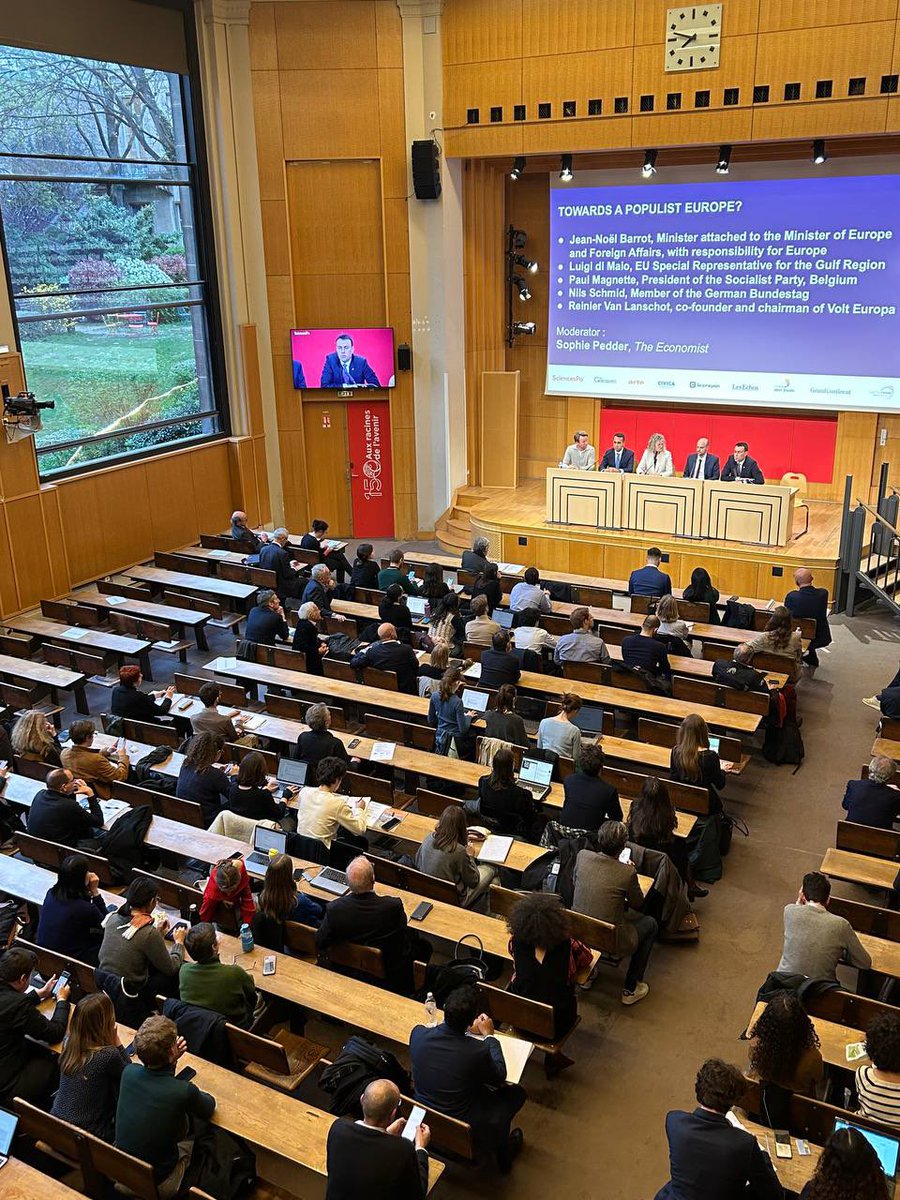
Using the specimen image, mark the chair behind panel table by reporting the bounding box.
[263,691,346,730]
[599,765,710,815]
[173,671,250,709]
[367,852,461,906]
[803,988,894,1030]
[12,754,51,781]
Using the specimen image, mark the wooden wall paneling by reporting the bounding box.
[511,117,634,155]
[445,124,526,157]
[190,443,234,537]
[0,352,37,500]
[301,401,352,535]
[278,428,309,534]
[248,2,277,71]
[0,501,19,615]
[444,59,525,131]
[754,22,896,104]
[377,69,408,201]
[481,371,520,487]
[826,411,879,502]
[6,494,55,610]
[57,466,154,586]
[287,161,386,278]
[266,275,295,360]
[280,70,382,159]
[375,0,404,70]
[227,438,256,522]
[38,485,70,599]
[443,0,524,65]
[757,0,900,32]
[632,0,762,44]
[751,98,890,139]
[251,71,286,203]
[631,35,760,114]
[260,199,290,278]
[522,49,633,116]
[636,109,754,145]
[239,324,265,437]
[145,453,203,551]
[868,414,900,494]
[520,0,634,57]
[253,437,272,527]
[273,1,377,70]
[272,355,301,432]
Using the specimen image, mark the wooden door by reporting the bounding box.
[301,401,353,537]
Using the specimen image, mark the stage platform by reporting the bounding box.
[467,479,842,600]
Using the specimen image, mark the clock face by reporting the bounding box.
[665,4,722,72]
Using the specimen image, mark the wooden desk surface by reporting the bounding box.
[127,564,258,602]
[5,1160,86,1200]
[821,846,899,891]
[71,587,211,629]
[175,545,250,567]
[860,931,900,979]
[749,1001,868,1070]
[733,1115,821,1194]
[0,652,85,690]
[873,736,900,761]
[4,615,151,656]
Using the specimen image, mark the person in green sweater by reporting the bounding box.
[377,547,420,596]
[179,923,257,1027]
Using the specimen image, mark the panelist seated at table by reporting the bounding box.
[599,432,635,473]
[720,442,764,485]
[559,431,596,470]
[682,438,720,481]
[635,432,674,477]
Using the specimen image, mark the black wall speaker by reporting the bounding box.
[411,139,441,200]
[397,343,412,371]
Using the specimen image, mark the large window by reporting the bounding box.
[0,44,224,476]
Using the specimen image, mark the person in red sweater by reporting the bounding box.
[199,858,255,928]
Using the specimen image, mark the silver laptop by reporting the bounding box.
[276,757,308,797]
[495,609,514,629]
[308,865,350,896]
[407,596,427,617]
[517,756,553,802]
[245,825,287,876]
[462,687,489,712]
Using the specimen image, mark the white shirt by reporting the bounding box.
[295,786,367,848]
[692,455,706,479]
[636,448,674,476]
[513,625,558,653]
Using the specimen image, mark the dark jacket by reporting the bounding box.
[302,577,333,614]
[351,558,381,590]
[471,578,502,615]
[654,1107,782,1200]
[683,453,721,480]
[175,764,231,826]
[115,1063,216,1182]
[720,454,765,485]
[378,598,414,634]
[52,1043,130,1141]
[784,584,831,650]
[37,888,108,964]
[628,565,672,597]
[251,893,325,950]
[27,787,104,845]
[842,778,900,830]
[293,618,327,674]
[622,633,671,679]
[409,1021,506,1120]
[683,583,721,624]
[479,649,522,689]
[599,446,635,472]
[316,890,416,994]
[461,550,493,576]
[227,780,286,823]
[482,709,528,748]
[110,684,171,724]
[296,729,350,775]
[509,937,577,1037]
[325,1117,428,1200]
[352,639,420,695]
[245,604,290,646]
[230,521,263,552]
[560,773,622,831]
[259,541,302,600]
[476,776,538,837]
[0,982,70,1103]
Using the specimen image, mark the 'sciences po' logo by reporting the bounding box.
[363,410,383,499]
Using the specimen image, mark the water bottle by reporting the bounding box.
[240,923,254,954]
[424,992,437,1028]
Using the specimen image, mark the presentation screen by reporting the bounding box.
[547,165,900,411]
[290,327,395,390]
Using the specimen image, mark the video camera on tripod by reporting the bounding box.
[2,383,54,443]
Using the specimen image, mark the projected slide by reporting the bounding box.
[547,174,900,411]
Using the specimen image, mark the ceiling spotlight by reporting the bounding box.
[514,253,539,275]
[510,228,527,250]
[512,321,536,336]
[510,156,526,180]
[716,144,732,174]
[559,153,573,182]
[511,275,532,301]
[813,138,827,165]
[641,149,658,177]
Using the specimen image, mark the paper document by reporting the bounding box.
[479,835,513,864]
[152,902,181,926]
[207,549,230,558]
[153,639,180,651]
[463,662,482,679]
[220,657,237,671]
[726,1110,749,1132]
[104,595,128,606]
[370,741,396,762]
[62,627,88,640]
[241,714,266,732]
[846,1041,867,1062]
[497,563,525,575]
[470,1032,533,1085]
[364,801,396,830]
[100,799,129,828]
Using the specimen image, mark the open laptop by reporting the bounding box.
[244,825,287,877]
[0,1107,18,1167]
[572,706,605,735]
[495,609,514,629]
[517,756,553,802]
[834,1119,900,1181]
[307,866,350,896]
[462,687,490,712]
[276,757,307,797]
[407,595,428,618]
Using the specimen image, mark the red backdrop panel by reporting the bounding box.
[347,400,394,537]
[599,407,837,483]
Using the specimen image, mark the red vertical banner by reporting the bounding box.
[347,400,395,537]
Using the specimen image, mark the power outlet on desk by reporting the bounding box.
[661,553,671,563]
[771,566,783,577]
[518,537,527,546]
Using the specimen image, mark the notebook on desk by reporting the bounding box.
[469,1032,533,1085]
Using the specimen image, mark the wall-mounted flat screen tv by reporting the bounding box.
[290,327,395,390]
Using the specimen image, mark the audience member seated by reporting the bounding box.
[176,732,230,826]
[506,892,582,1039]
[252,853,324,949]
[292,600,329,674]
[296,703,351,772]
[295,756,369,859]
[573,820,657,1005]
[513,606,557,659]
[626,777,700,898]
[11,709,63,766]
[864,661,900,718]
[199,857,255,929]
[476,747,540,838]
[302,563,342,617]
[713,642,770,693]
[230,509,267,553]
[776,870,871,981]
[378,583,414,636]
[799,1125,890,1200]
[325,1077,431,1200]
[415,805,495,912]
[465,594,500,647]
[841,755,900,829]
[61,719,129,790]
[628,547,672,598]
[351,543,381,591]
[226,749,290,824]
[111,664,175,723]
[99,877,186,999]
[378,547,419,596]
[115,1014,216,1197]
[409,983,525,1172]
[747,992,824,1125]
[420,561,450,604]
[621,615,671,686]
[482,684,528,747]
[479,631,522,689]
[682,567,720,624]
[245,588,290,645]
[655,595,693,651]
[27,768,104,846]
[37,852,108,965]
[670,715,728,815]
[744,605,802,682]
[428,668,477,759]
[537,692,583,768]
[418,639,451,686]
[554,607,609,667]
[653,1058,781,1200]
[259,528,304,603]
[51,992,129,1141]
[461,536,494,577]
[559,743,621,831]
[190,681,246,742]
[301,517,353,584]
[0,944,71,1110]
[316,856,431,995]
[856,1009,900,1128]
[351,622,419,694]
[509,567,551,614]
[784,567,832,668]
[471,563,502,615]
[429,593,466,655]
[179,922,256,1026]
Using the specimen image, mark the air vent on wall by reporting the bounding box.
[640,94,655,112]
[466,108,479,124]
[848,76,866,95]
[614,96,628,113]
[816,79,833,98]
[588,98,602,115]
[563,100,576,117]
[723,87,739,106]
[490,106,503,122]
[694,90,710,107]
[784,82,801,101]
[753,84,770,103]
[666,92,681,110]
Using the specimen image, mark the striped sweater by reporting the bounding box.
[857,1064,900,1128]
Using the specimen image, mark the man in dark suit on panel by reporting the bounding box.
[654,1058,782,1200]
[351,624,419,694]
[320,334,380,388]
[783,567,831,667]
[292,359,307,389]
[325,1078,430,1200]
[720,441,764,485]
[599,432,635,473]
[682,437,720,480]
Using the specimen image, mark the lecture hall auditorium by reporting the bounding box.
[3,2,900,1199]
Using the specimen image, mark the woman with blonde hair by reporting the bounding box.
[670,713,729,813]
[655,595,692,645]
[11,709,62,765]
[52,991,129,1140]
[415,804,495,910]
[636,432,674,477]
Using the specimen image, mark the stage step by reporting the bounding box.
[435,485,503,554]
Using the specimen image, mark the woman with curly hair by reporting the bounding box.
[744,604,803,681]
[748,992,823,1126]
[857,1009,900,1127]
[506,892,580,1038]
[799,1125,890,1200]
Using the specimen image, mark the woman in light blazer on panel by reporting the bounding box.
[635,432,674,476]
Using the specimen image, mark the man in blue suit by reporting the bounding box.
[599,432,635,473]
[320,334,381,388]
[628,548,672,598]
[720,442,764,484]
[843,757,900,829]
[682,437,720,480]
[292,359,307,389]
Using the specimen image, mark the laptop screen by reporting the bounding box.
[495,609,513,628]
[462,688,489,712]
[253,826,287,855]
[573,706,604,733]
[276,758,308,786]
[443,571,458,587]
[407,596,427,616]
[520,757,553,786]
[0,1108,17,1156]
[834,1120,900,1180]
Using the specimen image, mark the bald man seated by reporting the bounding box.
[350,622,419,694]
[783,567,831,668]
[315,856,432,995]
[325,1077,431,1200]
[229,510,268,553]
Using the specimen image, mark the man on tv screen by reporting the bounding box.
[292,359,307,389]
[320,333,381,388]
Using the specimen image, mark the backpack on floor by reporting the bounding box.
[762,719,805,770]
[722,600,755,629]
